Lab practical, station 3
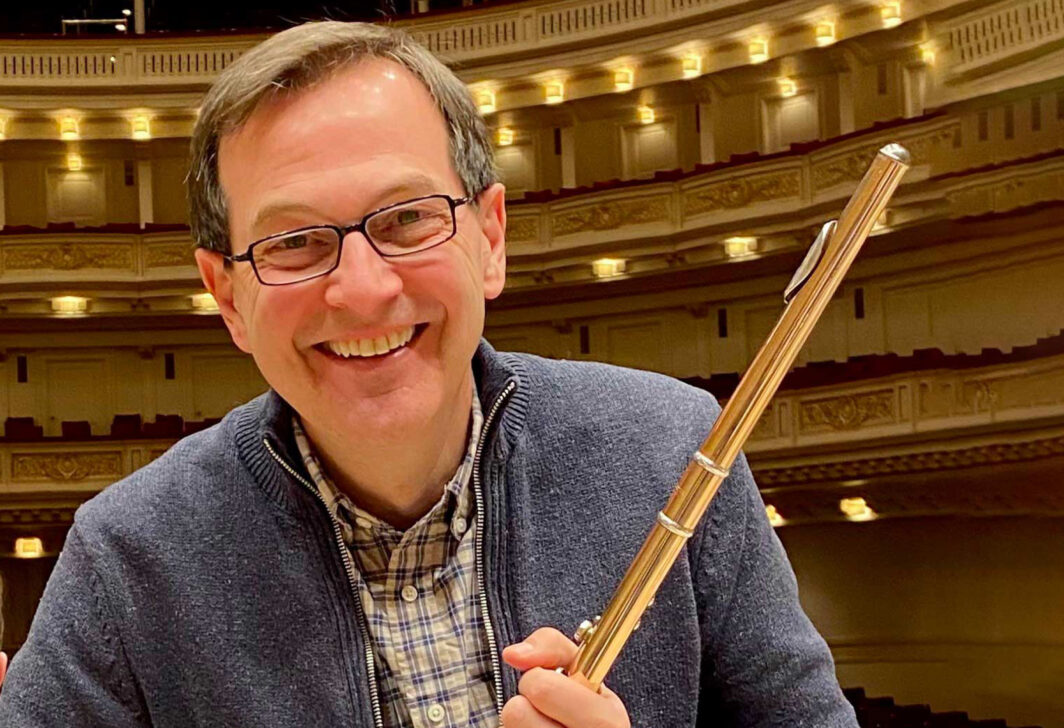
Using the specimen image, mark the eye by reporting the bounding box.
[396,208,424,225]
[280,235,309,249]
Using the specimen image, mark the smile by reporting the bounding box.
[322,325,417,358]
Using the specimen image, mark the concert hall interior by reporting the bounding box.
[0,0,1062,725]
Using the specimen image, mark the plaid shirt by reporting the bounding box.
[292,390,498,728]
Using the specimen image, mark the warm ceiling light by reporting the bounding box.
[66,152,83,172]
[920,45,935,64]
[815,19,836,46]
[765,505,785,527]
[748,37,769,64]
[613,67,634,92]
[190,292,219,312]
[51,295,89,314]
[681,53,702,78]
[15,537,44,559]
[496,127,514,146]
[591,258,627,278]
[544,80,565,104]
[59,116,79,140]
[723,236,758,257]
[637,106,656,124]
[839,497,877,521]
[778,77,798,98]
[475,89,496,114]
[115,22,127,31]
[0,117,7,140]
[131,115,151,140]
[881,1,902,28]
[122,8,132,15]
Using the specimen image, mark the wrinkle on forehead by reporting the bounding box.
[218,58,461,246]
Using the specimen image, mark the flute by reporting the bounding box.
[566,143,911,691]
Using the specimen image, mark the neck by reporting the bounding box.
[301,379,474,530]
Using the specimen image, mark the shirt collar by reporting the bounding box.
[291,380,484,539]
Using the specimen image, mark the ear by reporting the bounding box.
[476,182,507,300]
[194,248,252,354]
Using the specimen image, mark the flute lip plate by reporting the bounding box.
[879,143,911,165]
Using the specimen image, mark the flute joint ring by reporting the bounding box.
[692,451,729,479]
[657,511,694,539]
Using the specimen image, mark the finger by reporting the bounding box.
[500,695,566,728]
[517,668,630,728]
[502,627,579,671]
[0,651,7,686]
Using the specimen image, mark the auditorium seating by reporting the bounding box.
[60,420,92,439]
[843,688,1040,728]
[3,417,43,441]
[0,414,224,441]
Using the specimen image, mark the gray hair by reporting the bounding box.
[187,21,497,254]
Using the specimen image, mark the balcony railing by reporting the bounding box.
[0,0,968,88]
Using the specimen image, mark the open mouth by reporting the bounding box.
[317,324,426,360]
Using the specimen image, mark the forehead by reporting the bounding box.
[217,58,461,238]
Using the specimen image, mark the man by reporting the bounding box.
[0,22,856,727]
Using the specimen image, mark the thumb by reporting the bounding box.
[0,651,8,686]
[502,627,578,672]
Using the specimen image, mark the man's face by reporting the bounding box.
[196,59,506,439]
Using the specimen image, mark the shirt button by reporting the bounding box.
[426,704,445,723]
[452,516,468,537]
[400,585,419,602]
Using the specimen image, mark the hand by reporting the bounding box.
[501,627,631,728]
[0,651,7,687]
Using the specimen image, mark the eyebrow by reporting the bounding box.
[249,172,444,234]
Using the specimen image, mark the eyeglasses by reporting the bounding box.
[226,193,470,286]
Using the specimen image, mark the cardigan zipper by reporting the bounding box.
[263,437,385,728]
[262,376,515,728]
[472,380,517,723]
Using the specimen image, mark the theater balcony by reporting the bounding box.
[0,0,1062,725]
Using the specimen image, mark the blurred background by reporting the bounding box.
[0,0,1062,725]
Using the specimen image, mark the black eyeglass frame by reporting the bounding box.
[225,193,472,286]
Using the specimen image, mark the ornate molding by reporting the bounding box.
[0,507,77,525]
[800,390,897,432]
[145,242,195,268]
[756,435,1064,486]
[11,452,124,482]
[683,170,801,217]
[507,216,540,244]
[551,196,670,236]
[811,124,956,190]
[3,243,134,272]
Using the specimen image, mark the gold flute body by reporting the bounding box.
[566,144,911,691]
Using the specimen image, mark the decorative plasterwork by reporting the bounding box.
[756,435,1064,487]
[747,354,1064,454]
[799,389,896,432]
[3,243,135,272]
[683,170,800,217]
[145,242,195,268]
[11,452,124,482]
[811,123,957,190]
[551,195,670,237]
[507,216,540,244]
[0,507,76,525]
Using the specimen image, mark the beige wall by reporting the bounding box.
[781,516,1064,728]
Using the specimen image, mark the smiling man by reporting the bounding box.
[0,22,856,728]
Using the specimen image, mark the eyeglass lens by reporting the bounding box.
[251,196,457,284]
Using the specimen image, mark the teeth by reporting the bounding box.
[325,326,416,359]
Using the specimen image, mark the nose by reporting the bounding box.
[321,229,404,313]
